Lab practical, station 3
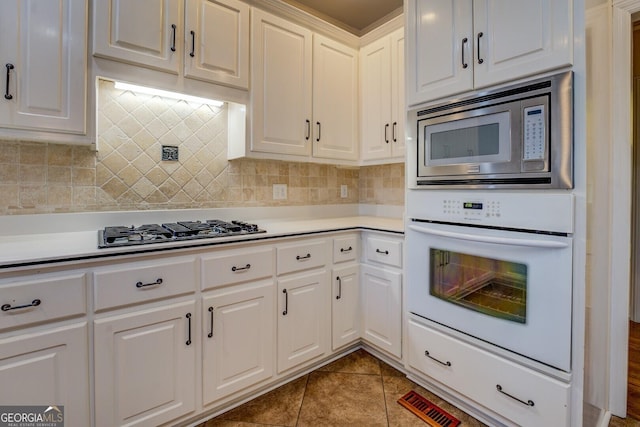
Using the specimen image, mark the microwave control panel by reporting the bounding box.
[523,105,546,161]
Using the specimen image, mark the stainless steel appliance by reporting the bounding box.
[407,71,573,189]
[405,191,573,372]
[98,220,265,248]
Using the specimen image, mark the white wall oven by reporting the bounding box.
[406,191,574,372]
[407,72,573,189]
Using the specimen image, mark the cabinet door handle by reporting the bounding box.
[186,313,192,345]
[392,122,397,142]
[305,119,311,140]
[136,278,163,288]
[336,276,342,300]
[4,63,14,100]
[340,246,352,253]
[316,121,321,142]
[477,32,484,64]
[424,350,451,367]
[207,307,214,338]
[376,249,389,255]
[461,37,469,69]
[296,253,311,261]
[282,289,288,315]
[189,30,196,57]
[496,384,534,407]
[384,123,390,143]
[170,24,177,52]
[231,263,251,272]
[1,299,41,312]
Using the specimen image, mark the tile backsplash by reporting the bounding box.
[0,80,404,215]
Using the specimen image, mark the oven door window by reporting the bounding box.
[423,111,511,166]
[429,248,527,323]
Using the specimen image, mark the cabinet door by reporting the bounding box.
[332,264,360,350]
[202,281,274,405]
[0,323,89,426]
[184,0,249,88]
[277,270,329,373]
[361,264,402,358]
[93,0,182,73]
[0,0,87,133]
[251,9,312,157]
[312,35,359,161]
[94,301,196,427]
[473,0,572,88]
[406,0,473,105]
[360,36,392,160]
[390,28,406,158]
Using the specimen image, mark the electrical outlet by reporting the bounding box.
[340,185,348,198]
[273,184,287,200]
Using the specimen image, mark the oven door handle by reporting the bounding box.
[408,225,569,249]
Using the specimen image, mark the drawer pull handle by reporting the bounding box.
[4,63,14,100]
[340,246,353,253]
[461,37,469,69]
[336,276,342,300]
[296,253,311,261]
[1,299,41,312]
[376,249,389,255]
[282,289,288,315]
[208,307,214,338]
[186,313,192,345]
[231,264,251,272]
[136,278,163,288]
[170,24,177,52]
[189,30,196,57]
[496,384,534,407]
[477,32,484,64]
[424,350,451,367]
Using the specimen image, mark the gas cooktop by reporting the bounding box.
[98,220,266,248]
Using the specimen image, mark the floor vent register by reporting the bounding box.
[397,390,461,427]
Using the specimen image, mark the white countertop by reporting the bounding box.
[0,211,403,269]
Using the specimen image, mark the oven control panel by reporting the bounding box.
[442,199,501,219]
[407,191,574,234]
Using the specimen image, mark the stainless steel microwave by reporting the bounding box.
[408,71,573,189]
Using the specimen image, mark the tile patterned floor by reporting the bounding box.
[198,349,487,427]
[610,416,640,427]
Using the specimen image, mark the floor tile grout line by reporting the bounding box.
[293,373,311,427]
[378,359,392,427]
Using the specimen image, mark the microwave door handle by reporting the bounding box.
[407,225,569,249]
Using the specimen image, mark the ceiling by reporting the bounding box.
[280,0,404,36]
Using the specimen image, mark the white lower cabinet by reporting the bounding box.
[0,322,89,426]
[331,264,360,350]
[94,300,197,427]
[277,270,330,373]
[408,318,570,427]
[361,264,402,358]
[202,281,275,405]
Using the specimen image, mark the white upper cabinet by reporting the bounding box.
[250,9,359,163]
[93,0,249,89]
[406,0,572,105]
[93,0,182,73]
[360,28,405,162]
[184,0,249,88]
[251,8,313,157]
[312,35,359,161]
[0,0,87,134]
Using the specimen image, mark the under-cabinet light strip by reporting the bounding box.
[113,81,224,107]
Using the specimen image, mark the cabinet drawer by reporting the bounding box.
[0,274,86,331]
[408,319,570,427]
[202,247,274,290]
[277,240,327,275]
[93,257,196,311]
[333,235,358,263]
[365,235,402,268]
